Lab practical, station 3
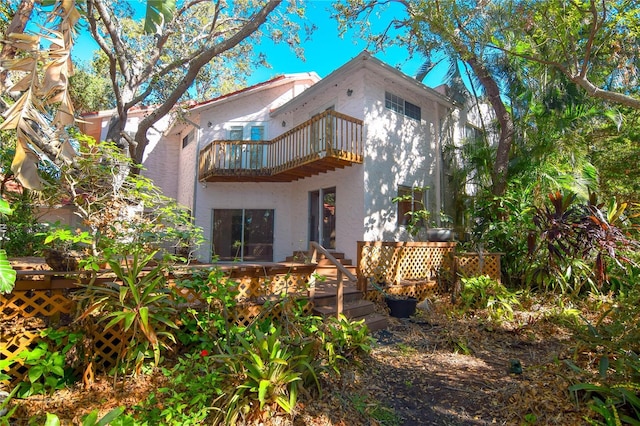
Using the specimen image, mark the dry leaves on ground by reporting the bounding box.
[7,295,594,425]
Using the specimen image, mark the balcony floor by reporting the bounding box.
[200,154,362,182]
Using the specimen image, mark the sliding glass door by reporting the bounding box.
[309,187,336,249]
[212,209,274,261]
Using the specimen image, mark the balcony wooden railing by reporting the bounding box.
[199,110,364,182]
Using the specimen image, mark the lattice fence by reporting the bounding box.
[455,252,502,283]
[1,266,315,387]
[357,241,456,295]
[2,289,74,321]
[357,242,502,301]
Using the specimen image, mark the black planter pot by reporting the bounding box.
[385,296,418,318]
[426,228,454,242]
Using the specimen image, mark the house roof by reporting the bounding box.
[162,72,320,135]
[270,50,456,116]
[185,72,321,114]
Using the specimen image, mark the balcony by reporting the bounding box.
[198,110,364,182]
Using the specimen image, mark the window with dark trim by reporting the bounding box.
[212,208,274,262]
[396,186,425,227]
[182,130,194,148]
[229,126,243,140]
[385,92,421,121]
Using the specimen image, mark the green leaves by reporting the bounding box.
[0,199,16,294]
[0,199,12,216]
[16,340,71,397]
[144,0,176,35]
[0,250,17,294]
[76,250,177,376]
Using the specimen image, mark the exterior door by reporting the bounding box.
[212,209,274,261]
[309,187,336,249]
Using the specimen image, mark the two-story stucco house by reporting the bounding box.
[82,51,474,264]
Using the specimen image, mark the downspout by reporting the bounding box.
[434,100,442,225]
[192,127,204,262]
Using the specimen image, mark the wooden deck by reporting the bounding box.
[199,109,363,182]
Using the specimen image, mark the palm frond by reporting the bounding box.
[0,0,79,189]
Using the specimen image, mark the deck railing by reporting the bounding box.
[356,241,457,293]
[308,241,357,318]
[1,263,316,386]
[199,110,363,179]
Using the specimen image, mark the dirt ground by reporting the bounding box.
[362,310,587,425]
[299,296,592,426]
[6,296,593,425]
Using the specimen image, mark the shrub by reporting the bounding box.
[75,250,177,379]
[567,285,640,424]
[528,192,639,295]
[458,275,520,321]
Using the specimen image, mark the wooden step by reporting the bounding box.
[314,266,357,281]
[313,299,376,318]
[313,300,389,333]
[362,313,389,332]
[313,284,363,306]
[316,257,352,266]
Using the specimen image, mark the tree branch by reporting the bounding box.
[132,0,283,165]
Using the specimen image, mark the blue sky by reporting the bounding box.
[71,1,446,89]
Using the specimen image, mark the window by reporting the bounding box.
[182,130,194,148]
[248,126,265,169]
[229,126,243,140]
[212,209,274,261]
[227,126,244,167]
[464,124,483,141]
[404,101,421,120]
[250,126,264,140]
[385,92,421,121]
[396,186,425,228]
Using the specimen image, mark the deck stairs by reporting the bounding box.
[284,250,388,332]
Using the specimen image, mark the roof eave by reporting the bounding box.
[271,51,458,117]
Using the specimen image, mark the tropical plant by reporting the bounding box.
[15,338,78,397]
[0,0,79,189]
[566,285,640,424]
[0,143,48,256]
[45,134,202,268]
[528,191,640,294]
[141,350,224,425]
[0,198,15,294]
[75,250,178,379]
[43,406,132,426]
[173,267,241,349]
[392,186,431,237]
[318,315,373,372]
[458,275,520,321]
[212,327,320,424]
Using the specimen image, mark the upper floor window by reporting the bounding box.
[182,130,194,148]
[250,126,264,140]
[385,92,421,121]
[228,124,265,141]
[464,124,484,141]
[229,126,243,140]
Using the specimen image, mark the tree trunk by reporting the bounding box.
[0,0,36,90]
[465,56,514,197]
